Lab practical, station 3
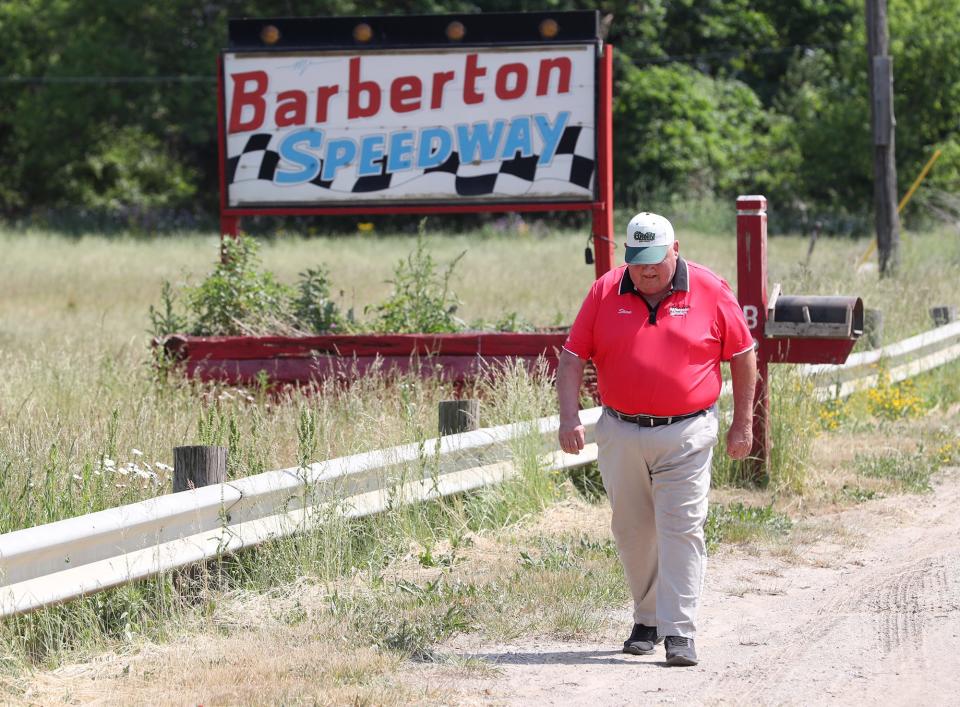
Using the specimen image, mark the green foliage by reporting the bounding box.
[613,62,778,201]
[332,576,476,661]
[147,281,188,339]
[4,0,960,224]
[854,447,936,494]
[186,236,294,336]
[62,126,196,211]
[293,266,345,334]
[712,368,817,494]
[367,225,466,334]
[705,502,792,551]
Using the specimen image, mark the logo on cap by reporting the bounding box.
[633,230,657,242]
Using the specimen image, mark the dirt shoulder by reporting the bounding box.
[424,467,960,705]
[11,469,960,706]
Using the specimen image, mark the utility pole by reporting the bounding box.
[865,0,900,276]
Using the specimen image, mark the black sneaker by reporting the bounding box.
[623,624,662,655]
[664,635,698,666]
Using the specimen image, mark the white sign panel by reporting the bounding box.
[223,45,596,206]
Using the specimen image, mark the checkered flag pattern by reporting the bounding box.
[226,125,595,198]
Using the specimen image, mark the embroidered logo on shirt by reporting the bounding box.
[617,308,633,315]
[669,306,690,317]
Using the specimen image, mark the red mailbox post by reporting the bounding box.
[736,195,863,476]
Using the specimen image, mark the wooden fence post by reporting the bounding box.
[172,446,228,596]
[438,400,480,436]
[173,446,227,492]
[930,306,957,327]
[864,308,884,349]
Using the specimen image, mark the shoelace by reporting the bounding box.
[667,636,690,647]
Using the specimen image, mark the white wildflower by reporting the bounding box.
[72,474,83,481]
[131,448,144,457]
[134,468,156,480]
[103,458,116,468]
[155,462,173,472]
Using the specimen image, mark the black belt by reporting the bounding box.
[604,406,707,428]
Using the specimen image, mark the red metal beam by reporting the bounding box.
[736,195,770,476]
[222,201,595,217]
[591,44,616,279]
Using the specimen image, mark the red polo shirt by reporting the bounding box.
[564,258,753,416]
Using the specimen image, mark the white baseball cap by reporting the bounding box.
[624,212,675,265]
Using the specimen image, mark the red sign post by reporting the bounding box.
[737,195,862,475]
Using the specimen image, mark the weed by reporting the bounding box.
[187,236,295,336]
[712,367,818,493]
[331,576,478,662]
[854,447,936,493]
[840,484,880,503]
[367,222,466,334]
[867,368,927,421]
[147,281,188,338]
[518,536,618,571]
[819,397,847,431]
[567,462,605,502]
[292,266,344,333]
[705,503,792,551]
[935,438,960,466]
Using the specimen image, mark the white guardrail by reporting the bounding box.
[2,320,959,619]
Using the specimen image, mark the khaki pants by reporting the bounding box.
[595,407,717,638]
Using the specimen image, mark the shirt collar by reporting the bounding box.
[618,256,690,296]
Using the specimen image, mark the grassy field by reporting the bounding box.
[1,218,959,695]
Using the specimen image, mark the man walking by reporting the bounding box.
[557,212,756,666]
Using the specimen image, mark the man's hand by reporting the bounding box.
[726,420,753,460]
[559,418,586,455]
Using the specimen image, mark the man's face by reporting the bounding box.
[627,240,679,296]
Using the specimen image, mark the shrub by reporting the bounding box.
[854,448,936,494]
[867,369,927,420]
[613,62,784,202]
[186,236,294,336]
[292,266,345,334]
[63,126,196,212]
[367,225,466,334]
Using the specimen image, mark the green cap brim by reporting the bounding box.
[625,245,668,265]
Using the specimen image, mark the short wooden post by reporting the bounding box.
[172,446,228,597]
[438,400,480,436]
[174,446,227,492]
[930,305,957,327]
[864,308,884,349]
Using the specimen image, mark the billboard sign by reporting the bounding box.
[222,45,596,207]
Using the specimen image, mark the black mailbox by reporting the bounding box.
[765,294,864,339]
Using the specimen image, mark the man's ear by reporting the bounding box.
[673,240,680,254]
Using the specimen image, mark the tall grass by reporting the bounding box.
[1,219,958,672]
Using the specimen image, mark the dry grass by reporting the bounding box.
[1,217,959,701]
[9,487,620,706]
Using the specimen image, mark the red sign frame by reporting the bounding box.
[216,45,616,278]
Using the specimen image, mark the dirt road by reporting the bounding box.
[438,468,960,705]
[15,469,960,705]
